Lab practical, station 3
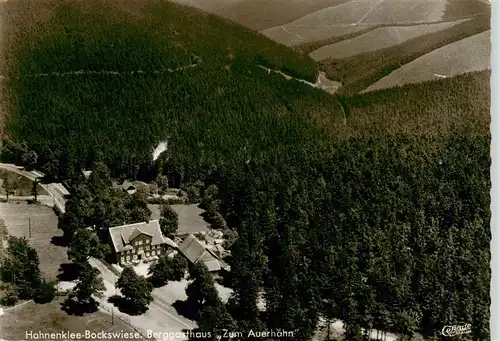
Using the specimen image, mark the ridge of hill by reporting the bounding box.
[0,0,318,81]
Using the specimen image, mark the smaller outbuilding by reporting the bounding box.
[178,234,226,272]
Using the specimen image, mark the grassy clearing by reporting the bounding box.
[309,19,469,61]
[261,0,447,46]
[0,169,47,196]
[169,0,349,31]
[294,24,387,55]
[361,31,490,93]
[0,203,68,280]
[0,297,146,340]
[321,14,490,94]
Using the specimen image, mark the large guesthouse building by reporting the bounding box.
[108,220,177,265]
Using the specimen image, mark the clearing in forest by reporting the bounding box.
[260,0,447,46]
[361,30,491,93]
[0,202,67,280]
[309,19,469,61]
[168,0,349,31]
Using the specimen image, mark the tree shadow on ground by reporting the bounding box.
[173,299,198,320]
[214,270,232,288]
[51,235,69,247]
[200,211,213,224]
[57,263,80,281]
[104,252,117,265]
[61,297,98,316]
[147,276,168,288]
[108,295,148,316]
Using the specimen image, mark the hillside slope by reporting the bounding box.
[309,19,469,61]
[1,1,489,174]
[168,0,349,31]
[0,0,333,174]
[260,0,448,46]
[361,30,491,93]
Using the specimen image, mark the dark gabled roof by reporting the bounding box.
[178,234,206,263]
[178,234,221,271]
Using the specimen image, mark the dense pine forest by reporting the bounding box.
[0,1,490,340]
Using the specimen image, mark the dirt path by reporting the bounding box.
[0,55,202,80]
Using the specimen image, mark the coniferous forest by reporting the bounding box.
[0,1,490,340]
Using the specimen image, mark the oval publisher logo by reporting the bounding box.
[441,324,472,337]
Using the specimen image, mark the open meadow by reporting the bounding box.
[168,0,349,31]
[260,0,449,46]
[320,13,490,94]
[309,19,469,61]
[0,202,68,280]
[361,30,491,93]
[148,204,209,235]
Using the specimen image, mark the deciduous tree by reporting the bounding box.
[159,203,178,237]
[67,228,109,268]
[71,263,105,309]
[117,267,154,313]
[148,253,187,287]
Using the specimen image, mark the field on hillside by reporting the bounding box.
[320,14,490,94]
[168,0,348,31]
[361,30,491,93]
[309,19,468,61]
[260,0,449,46]
[0,202,67,280]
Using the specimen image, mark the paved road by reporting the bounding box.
[90,258,196,340]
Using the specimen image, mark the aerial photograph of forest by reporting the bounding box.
[0,0,492,340]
